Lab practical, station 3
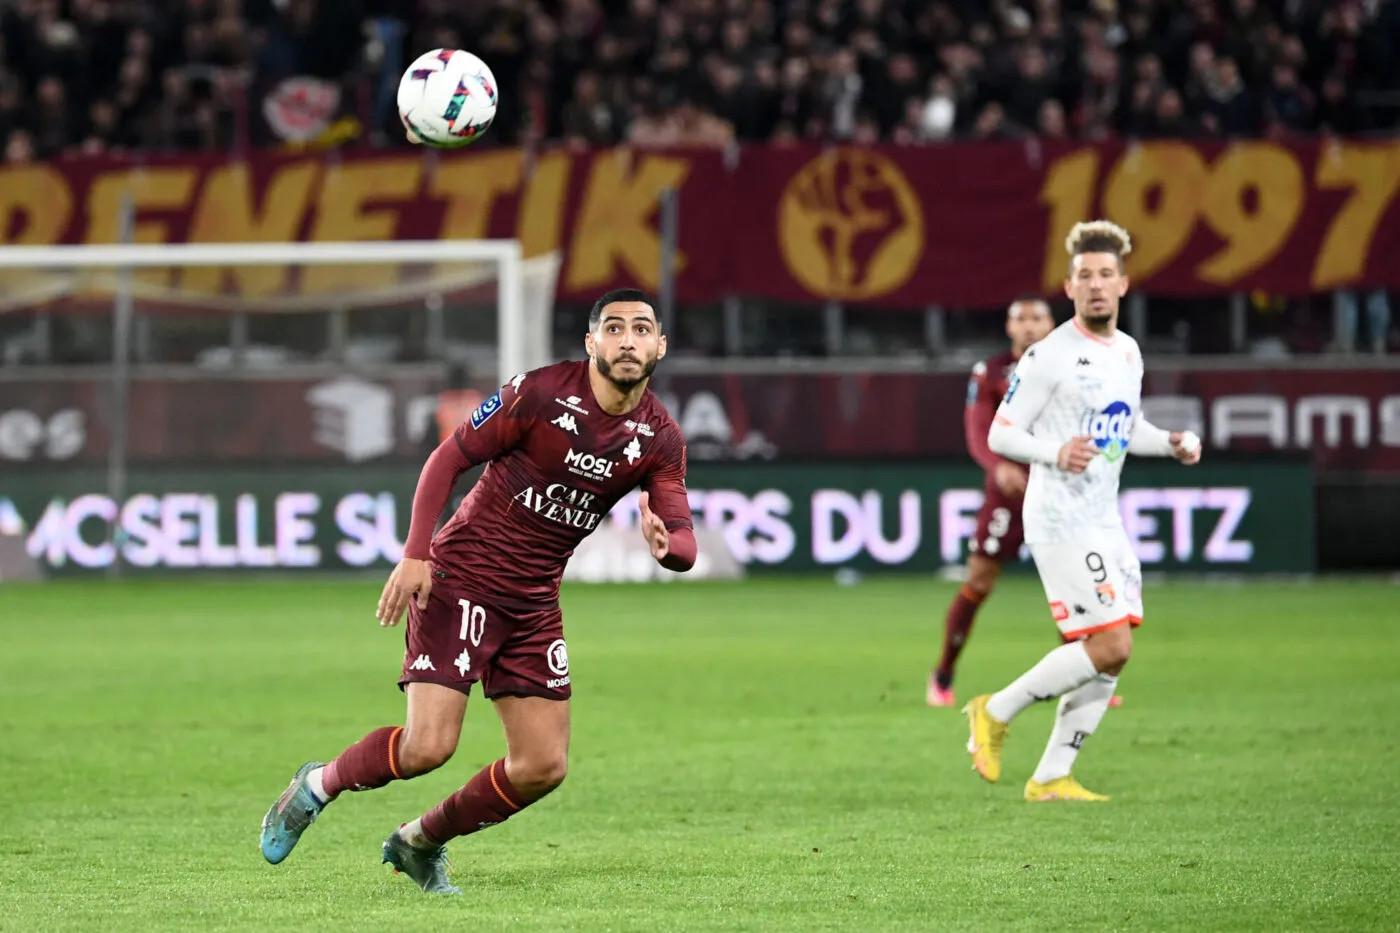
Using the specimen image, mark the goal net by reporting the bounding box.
[0,240,561,380]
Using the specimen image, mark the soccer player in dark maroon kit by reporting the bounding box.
[927,297,1054,708]
[260,289,697,893]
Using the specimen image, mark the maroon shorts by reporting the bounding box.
[967,484,1025,564]
[398,582,571,701]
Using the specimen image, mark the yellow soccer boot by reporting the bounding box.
[1023,775,1109,802]
[963,695,1009,783]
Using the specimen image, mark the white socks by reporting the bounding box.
[306,767,330,807]
[985,641,1098,723]
[398,817,436,849]
[1032,673,1119,784]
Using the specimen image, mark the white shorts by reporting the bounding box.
[1029,526,1143,640]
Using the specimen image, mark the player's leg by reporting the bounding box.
[384,603,571,893]
[320,682,467,799]
[930,498,1022,706]
[1024,536,1142,799]
[929,555,1002,706]
[398,695,569,849]
[260,683,467,865]
[384,697,569,895]
[260,584,475,865]
[964,535,1126,784]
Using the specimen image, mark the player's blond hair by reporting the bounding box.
[1065,220,1132,272]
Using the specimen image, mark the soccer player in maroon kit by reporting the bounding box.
[928,298,1054,708]
[260,289,697,893]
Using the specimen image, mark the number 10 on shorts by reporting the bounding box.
[456,598,486,676]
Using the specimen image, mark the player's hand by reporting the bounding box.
[1057,435,1099,473]
[377,557,432,627]
[638,491,670,561]
[993,460,1029,497]
[1169,431,1203,465]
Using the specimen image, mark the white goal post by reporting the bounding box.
[0,239,558,380]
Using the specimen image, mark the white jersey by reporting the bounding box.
[994,319,1144,544]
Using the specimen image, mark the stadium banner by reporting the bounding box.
[1,139,1398,308]
[0,460,1313,576]
[2,368,1395,473]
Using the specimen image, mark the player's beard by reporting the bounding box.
[597,352,657,389]
[1079,297,1116,330]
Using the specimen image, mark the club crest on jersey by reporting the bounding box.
[623,437,642,464]
[470,391,502,429]
[1081,401,1133,461]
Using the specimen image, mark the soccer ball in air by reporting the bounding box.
[397,49,498,148]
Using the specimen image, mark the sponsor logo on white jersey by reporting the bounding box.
[1081,401,1133,461]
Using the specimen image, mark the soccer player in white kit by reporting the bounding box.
[963,220,1202,802]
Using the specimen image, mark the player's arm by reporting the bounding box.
[378,379,531,625]
[638,431,697,572]
[1130,412,1202,464]
[964,363,1006,473]
[986,350,1068,467]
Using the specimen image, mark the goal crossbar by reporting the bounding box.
[0,239,541,380]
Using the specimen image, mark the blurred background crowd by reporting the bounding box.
[1,0,1397,159]
[0,0,1396,359]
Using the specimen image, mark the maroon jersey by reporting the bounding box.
[965,350,1021,476]
[425,360,693,607]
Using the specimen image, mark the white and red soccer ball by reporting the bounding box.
[397,48,498,148]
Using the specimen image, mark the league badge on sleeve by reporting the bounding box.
[1004,372,1021,404]
[470,391,502,429]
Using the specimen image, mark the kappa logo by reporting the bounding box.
[625,420,654,437]
[510,373,526,390]
[1077,357,1092,367]
[408,654,436,671]
[623,437,642,464]
[555,396,590,415]
[552,413,579,435]
[565,447,617,480]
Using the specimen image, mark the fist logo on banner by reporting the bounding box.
[778,149,924,300]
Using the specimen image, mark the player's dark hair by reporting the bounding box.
[589,288,661,332]
[1008,294,1053,319]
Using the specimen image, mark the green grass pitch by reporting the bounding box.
[2,575,1397,931]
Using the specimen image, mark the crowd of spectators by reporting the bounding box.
[0,0,1397,160]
